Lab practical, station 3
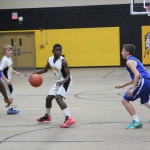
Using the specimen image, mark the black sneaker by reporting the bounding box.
[37,115,51,122]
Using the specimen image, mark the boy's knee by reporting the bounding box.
[55,95,62,101]
[121,99,128,104]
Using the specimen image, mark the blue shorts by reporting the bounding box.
[123,78,150,104]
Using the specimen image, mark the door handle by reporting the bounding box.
[12,49,20,56]
[12,49,32,56]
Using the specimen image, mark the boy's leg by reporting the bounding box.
[37,95,55,122]
[55,95,76,128]
[5,84,19,115]
[0,79,11,107]
[122,99,136,116]
[122,99,142,128]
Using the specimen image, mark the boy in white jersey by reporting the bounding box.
[0,44,20,114]
[115,44,150,129]
[33,44,76,128]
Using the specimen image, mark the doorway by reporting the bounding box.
[0,32,35,69]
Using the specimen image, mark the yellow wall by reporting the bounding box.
[0,27,120,67]
[142,26,150,65]
[35,27,120,67]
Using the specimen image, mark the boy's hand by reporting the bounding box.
[4,98,12,107]
[115,85,124,89]
[15,71,21,76]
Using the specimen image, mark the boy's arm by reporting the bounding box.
[33,61,51,74]
[115,80,133,89]
[12,69,20,76]
[126,60,140,90]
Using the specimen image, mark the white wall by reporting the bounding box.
[0,0,130,9]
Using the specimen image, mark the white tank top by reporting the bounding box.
[0,56,13,80]
[48,56,66,80]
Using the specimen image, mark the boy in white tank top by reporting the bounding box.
[32,44,76,128]
[0,44,20,114]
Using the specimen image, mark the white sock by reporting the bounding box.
[144,100,150,109]
[132,115,140,122]
[63,108,71,117]
[8,103,13,109]
[45,108,51,116]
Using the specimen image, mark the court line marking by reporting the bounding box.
[74,89,125,101]
[1,141,104,143]
[0,106,143,111]
[1,121,150,144]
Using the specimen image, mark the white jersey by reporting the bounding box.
[0,56,13,80]
[48,56,69,80]
[48,56,72,98]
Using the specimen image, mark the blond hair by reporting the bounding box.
[2,44,12,53]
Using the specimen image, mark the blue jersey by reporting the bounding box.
[123,55,150,104]
[127,56,150,80]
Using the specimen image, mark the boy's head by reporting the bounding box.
[123,44,135,55]
[2,44,12,53]
[52,44,62,51]
[52,44,62,58]
[2,44,13,57]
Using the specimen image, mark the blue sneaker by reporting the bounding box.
[134,121,143,128]
[125,120,143,129]
[126,121,136,129]
[7,108,19,115]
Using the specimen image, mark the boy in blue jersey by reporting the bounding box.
[115,44,150,129]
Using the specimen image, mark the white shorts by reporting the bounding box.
[48,80,72,99]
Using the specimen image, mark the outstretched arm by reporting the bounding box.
[12,69,20,76]
[115,80,133,89]
[33,62,51,74]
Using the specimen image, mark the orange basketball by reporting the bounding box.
[29,74,43,87]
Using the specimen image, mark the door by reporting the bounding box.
[0,32,35,69]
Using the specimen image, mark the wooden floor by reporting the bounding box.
[1,67,150,150]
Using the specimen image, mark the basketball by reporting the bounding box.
[29,74,43,87]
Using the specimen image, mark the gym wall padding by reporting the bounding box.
[0,4,150,67]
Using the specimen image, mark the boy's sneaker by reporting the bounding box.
[37,115,51,122]
[61,117,76,128]
[134,121,143,128]
[125,121,135,129]
[126,120,143,129]
[7,108,19,115]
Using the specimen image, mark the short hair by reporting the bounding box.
[2,44,12,53]
[123,44,136,55]
[53,44,62,50]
